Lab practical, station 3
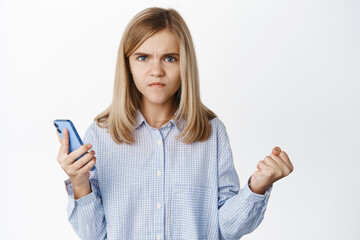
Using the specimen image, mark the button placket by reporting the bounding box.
[153,130,164,238]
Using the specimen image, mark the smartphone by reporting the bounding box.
[53,119,95,171]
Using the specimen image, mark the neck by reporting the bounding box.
[140,98,177,129]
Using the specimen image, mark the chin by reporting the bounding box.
[150,99,169,105]
[149,97,173,105]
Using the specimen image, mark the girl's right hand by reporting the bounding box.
[56,128,96,188]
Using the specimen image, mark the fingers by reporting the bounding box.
[279,151,294,172]
[60,146,96,176]
[271,150,294,173]
[263,155,281,170]
[62,143,93,166]
[257,160,274,173]
[65,153,96,176]
[268,153,293,176]
[270,146,294,173]
[257,160,266,170]
[77,156,96,174]
[72,150,96,171]
[57,127,94,169]
[257,159,284,182]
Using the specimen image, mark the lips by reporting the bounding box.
[149,82,165,86]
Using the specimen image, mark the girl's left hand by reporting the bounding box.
[249,146,294,195]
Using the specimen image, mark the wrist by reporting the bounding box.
[72,181,91,199]
[249,176,269,195]
[70,177,89,188]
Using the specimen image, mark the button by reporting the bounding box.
[157,202,161,208]
[157,170,161,176]
[157,140,162,146]
[156,234,161,240]
[167,123,171,127]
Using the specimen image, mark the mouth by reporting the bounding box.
[149,82,165,87]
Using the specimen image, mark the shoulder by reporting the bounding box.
[209,116,231,146]
[85,121,98,134]
[84,120,107,138]
[89,120,108,131]
[207,117,232,158]
[209,116,228,133]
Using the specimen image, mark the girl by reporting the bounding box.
[56,7,294,240]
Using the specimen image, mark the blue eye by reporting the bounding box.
[137,56,147,61]
[165,56,176,62]
[136,56,177,62]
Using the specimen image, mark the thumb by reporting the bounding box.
[59,128,70,155]
[272,146,281,156]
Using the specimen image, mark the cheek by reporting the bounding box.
[170,68,181,85]
[129,61,145,77]
[132,77,145,93]
[130,72,143,90]
[131,70,146,86]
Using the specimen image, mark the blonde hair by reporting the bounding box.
[94,7,217,144]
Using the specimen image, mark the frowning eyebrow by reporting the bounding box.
[132,52,179,57]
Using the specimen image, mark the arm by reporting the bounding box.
[63,122,107,240]
[65,168,107,240]
[216,120,272,240]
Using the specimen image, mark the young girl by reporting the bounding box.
[56,7,293,240]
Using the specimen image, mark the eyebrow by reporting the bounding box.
[132,52,179,57]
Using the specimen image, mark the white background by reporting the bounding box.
[1,0,359,239]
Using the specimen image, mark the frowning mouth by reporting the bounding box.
[149,82,165,87]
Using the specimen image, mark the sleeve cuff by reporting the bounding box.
[243,176,273,202]
[64,178,97,204]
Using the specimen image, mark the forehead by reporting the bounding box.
[135,29,179,53]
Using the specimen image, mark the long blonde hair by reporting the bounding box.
[94,7,217,144]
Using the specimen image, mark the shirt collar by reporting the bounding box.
[134,108,185,132]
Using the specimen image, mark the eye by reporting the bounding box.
[165,56,177,62]
[137,56,147,61]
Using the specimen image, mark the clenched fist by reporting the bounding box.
[249,146,294,195]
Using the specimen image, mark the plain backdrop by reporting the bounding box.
[1,0,359,239]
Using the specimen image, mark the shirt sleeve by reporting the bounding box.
[216,119,273,240]
[64,122,107,240]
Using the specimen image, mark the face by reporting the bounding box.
[128,29,181,108]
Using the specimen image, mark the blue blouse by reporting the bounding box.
[64,109,272,239]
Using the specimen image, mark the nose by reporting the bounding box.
[150,60,165,77]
